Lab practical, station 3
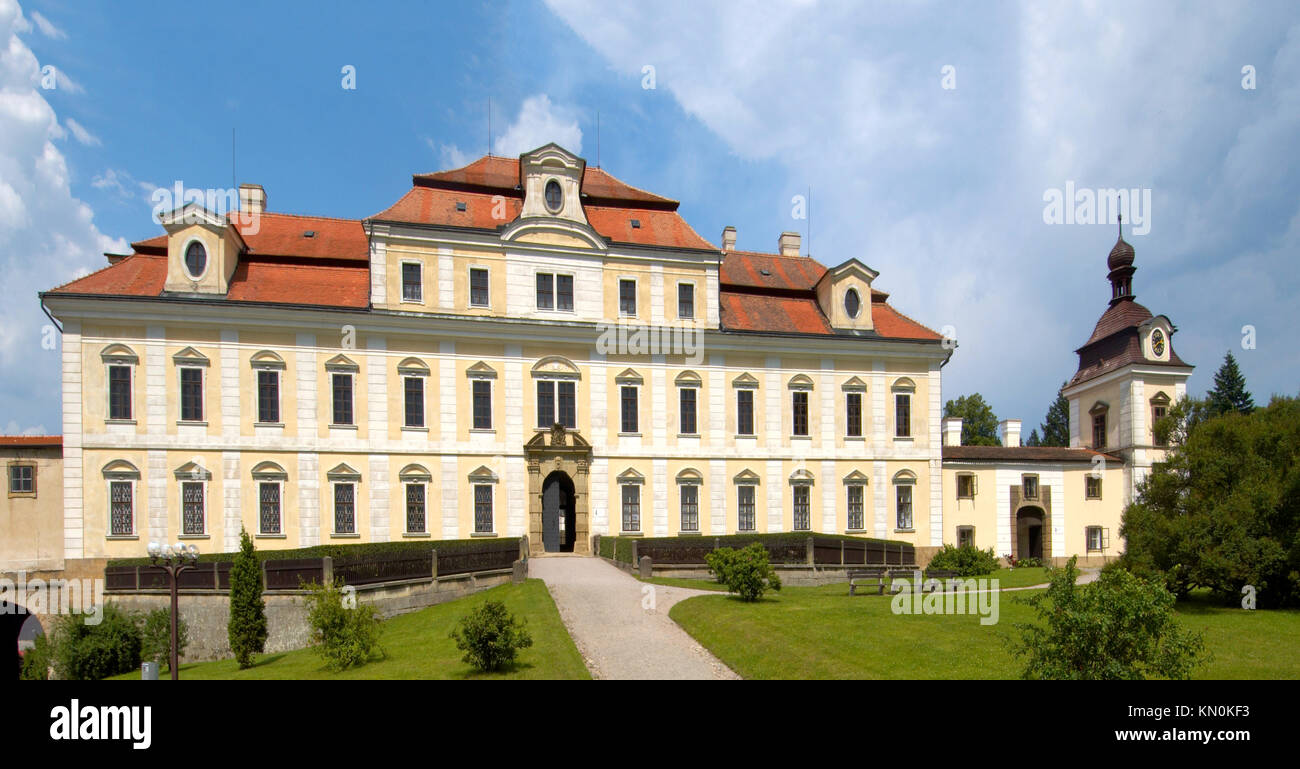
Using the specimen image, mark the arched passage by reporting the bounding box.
[1016,506,1046,561]
[541,471,576,553]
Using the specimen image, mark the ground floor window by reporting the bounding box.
[621,484,641,532]
[259,482,281,535]
[1086,526,1108,551]
[334,483,356,535]
[110,481,133,536]
[737,484,756,531]
[182,481,205,535]
[680,484,699,532]
[895,484,913,530]
[474,484,493,533]
[847,485,865,531]
[957,525,975,548]
[406,483,426,534]
[792,485,811,530]
[8,463,35,495]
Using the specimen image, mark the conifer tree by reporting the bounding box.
[1037,382,1071,447]
[1205,352,1255,416]
[228,527,268,669]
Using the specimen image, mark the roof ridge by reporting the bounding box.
[232,210,362,225]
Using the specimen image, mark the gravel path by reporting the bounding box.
[529,556,739,680]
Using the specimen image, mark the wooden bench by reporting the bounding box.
[847,567,887,596]
[886,568,921,594]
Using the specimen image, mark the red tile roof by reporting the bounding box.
[1070,297,1191,386]
[226,261,368,307]
[943,445,1123,464]
[1082,299,1155,347]
[233,213,368,262]
[413,156,677,207]
[0,435,62,448]
[720,293,833,335]
[720,250,826,291]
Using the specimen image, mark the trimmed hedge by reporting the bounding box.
[107,537,522,567]
[602,532,913,565]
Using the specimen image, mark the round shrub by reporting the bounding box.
[303,579,385,672]
[449,599,533,672]
[707,542,782,601]
[927,544,1002,576]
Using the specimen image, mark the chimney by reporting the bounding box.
[779,231,801,256]
[999,419,1022,448]
[943,417,963,447]
[721,226,737,251]
[239,184,266,214]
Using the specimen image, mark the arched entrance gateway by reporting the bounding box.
[1016,507,1047,561]
[525,424,592,556]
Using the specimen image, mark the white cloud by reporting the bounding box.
[64,116,99,145]
[0,0,126,432]
[28,9,63,39]
[425,137,472,170]
[91,167,157,201]
[493,94,582,157]
[543,0,1300,417]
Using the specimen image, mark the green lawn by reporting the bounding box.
[637,575,730,592]
[639,567,1051,594]
[669,584,1300,680]
[112,579,589,680]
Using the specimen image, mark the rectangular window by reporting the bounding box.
[1093,413,1107,449]
[404,377,425,428]
[619,279,637,316]
[182,481,204,535]
[557,381,576,428]
[737,485,756,531]
[469,267,490,307]
[110,481,133,536]
[620,386,638,434]
[332,373,354,426]
[895,393,911,438]
[108,365,132,420]
[537,381,554,429]
[1152,405,1168,446]
[737,389,754,435]
[846,392,862,437]
[406,484,426,534]
[957,526,975,548]
[474,485,494,533]
[956,474,975,499]
[8,464,34,495]
[793,485,811,531]
[180,368,203,422]
[680,485,699,532]
[536,273,554,310]
[1086,474,1102,499]
[259,482,281,535]
[792,391,809,436]
[334,483,355,535]
[257,370,280,423]
[621,484,641,532]
[678,283,694,319]
[556,274,574,311]
[402,262,422,302]
[1022,475,1039,501]
[847,485,865,531]
[896,485,913,530]
[680,388,697,434]
[472,380,492,430]
[1086,526,1106,551]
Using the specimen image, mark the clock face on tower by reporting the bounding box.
[1151,328,1166,357]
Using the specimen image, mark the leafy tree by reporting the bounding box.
[1011,558,1208,680]
[450,600,533,672]
[943,393,1000,446]
[48,603,143,680]
[1123,396,1300,607]
[705,542,782,601]
[304,579,384,671]
[228,527,268,669]
[1205,352,1255,416]
[1036,382,1071,447]
[141,607,189,672]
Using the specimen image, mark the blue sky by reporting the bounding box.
[3,0,1297,435]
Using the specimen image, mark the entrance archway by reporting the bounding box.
[1016,507,1045,561]
[542,471,577,552]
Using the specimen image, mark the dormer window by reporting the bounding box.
[184,241,207,278]
[544,179,563,213]
[844,288,861,318]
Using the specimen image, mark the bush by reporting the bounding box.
[1015,556,1044,569]
[707,542,782,601]
[1011,557,1208,680]
[20,633,55,680]
[449,599,533,672]
[108,536,522,567]
[50,603,142,681]
[228,528,268,669]
[303,579,384,671]
[927,544,1002,576]
[140,608,189,672]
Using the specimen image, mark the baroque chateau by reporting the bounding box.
[5,143,1191,575]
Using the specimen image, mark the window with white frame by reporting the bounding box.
[402,261,423,303]
[472,379,493,430]
[179,367,203,422]
[679,483,699,532]
[679,387,698,435]
[253,462,287,536]
[256,371,280,423]
[621,385,638,434]
[333,482,356,535]
[894,474,915,531]
[110,480,134,536]
[847,484,865,531]
[181,481,205,535]
[536,272,574,311]
[621,483,641,533]
[1086,526,1108,551]
[792,484,811,531]
[331,373,354,426]
[895,393,911,438]
[404,375,425,428]
[736,483,757,531]
[846,392,863,437]
[677,282,694,319]
[102,344,139,422]
[8,463,35,496]
[406,483,426,534]
[736,388,755,436]
[536,379,576,429]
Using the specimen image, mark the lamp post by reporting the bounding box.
[147,541,198,681]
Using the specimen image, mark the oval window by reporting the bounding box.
[844,287,861,318]
[544,179,563,213]
[184,241,207,278]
